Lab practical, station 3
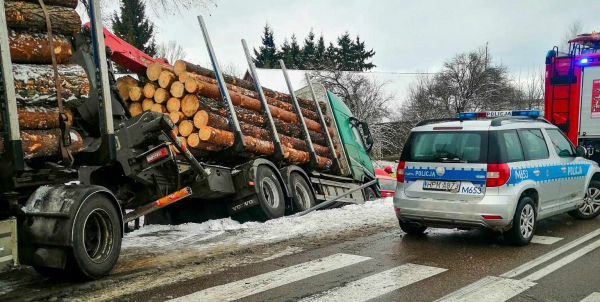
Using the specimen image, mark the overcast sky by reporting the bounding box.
[101,0,600,103]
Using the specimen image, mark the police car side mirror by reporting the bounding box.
[576,146,587,157]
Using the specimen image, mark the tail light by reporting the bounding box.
[486,163,510,187]
[397,161,406,183]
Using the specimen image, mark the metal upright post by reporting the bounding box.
[0,0,24,175]
[306,75,341,174]
[89,0,116,162]
[280,61,318,169]
[241,39,284,162]
[197,15,245,154]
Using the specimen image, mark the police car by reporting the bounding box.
[394,110,600,246]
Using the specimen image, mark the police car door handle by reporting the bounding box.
[561,166,567,173]
[533,169,540,176]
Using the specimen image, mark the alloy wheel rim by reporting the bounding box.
[580,187,600,215]
[519,204,535,239]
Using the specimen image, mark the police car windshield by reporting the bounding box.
[401,131,488,164]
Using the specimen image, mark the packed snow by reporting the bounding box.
[122,197,396,253]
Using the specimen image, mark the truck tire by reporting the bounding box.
[364,187,376,201]
[70,194,122,279]
[504,196,536,246]
[569,180,600,220]
[249,165,286,221]
[290,173,315,212]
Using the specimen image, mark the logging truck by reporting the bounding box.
[0,1,378,279]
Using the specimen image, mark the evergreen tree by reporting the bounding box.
[315,34,327,69]
[302,29,316,69]
[325,42,337,68]
[289,34,303,69]
[278,38,292,68]
[253,24,279,68]
[352,36,376,71]
[335,32,357,70]
[112,0,156,58]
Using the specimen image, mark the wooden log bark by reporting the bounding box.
[8,30,72,64]
[5,2,81,36]
[0,129,83,159]
[129,102,142,117]
[0,107,72,130]
[198,126,331,169]
[184,74,329,125]
[117,76,138,101]
[198,110,337,158]
[194,78,333,135]
[197,95,332,146]
[7,0,79,9]
[13,64,89,107]
[174,60,320,111]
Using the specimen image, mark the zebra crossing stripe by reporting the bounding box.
[166,253,370,302]
[580,292,600,302]
[434,276,535,302]
[300,263,447,302]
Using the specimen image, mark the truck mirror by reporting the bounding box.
[360,122,374,153]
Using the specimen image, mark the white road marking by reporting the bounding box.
[166,253,371,302]
[435,276,536,302]
[0,255,13,262]
[300,263,447,302]
[522,237,600,282]
[580,292,600,302]
[501,228,600,278]
[531,235,563,245]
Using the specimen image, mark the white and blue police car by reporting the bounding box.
[393,110,600,245]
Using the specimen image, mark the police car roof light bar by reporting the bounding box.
[459,110,541,121]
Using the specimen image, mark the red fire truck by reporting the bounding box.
[545,32,600,162]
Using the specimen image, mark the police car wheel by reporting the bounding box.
[569,180,600,220]
[504,196,536,246]
[399,220,427,235]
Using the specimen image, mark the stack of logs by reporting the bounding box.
[121,60,339,170]
[2,0,85,159]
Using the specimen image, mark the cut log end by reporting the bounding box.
[166,97,181,113]
[146,62,164,82]
[142,98,155,111]
[193,110,209,129]
[169,111,184,124]
[159,70,176,89]
[174,60,187,76]
[151,104,166,113]
[143,83,157,98]
[178,120,195,137]
[170,81,185,98]
[181,94,200,117]
[154,88,171,104]
[129,86,142,102]
[184,78,200,94]
[129,102,143,117]
[187,133,200,148]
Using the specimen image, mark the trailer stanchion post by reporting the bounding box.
[197,15,246,156]
[280,61,318,169]
[0,0,24,177]
[306,75,341,174]
[89,0,116,163]
[241,39,284,162]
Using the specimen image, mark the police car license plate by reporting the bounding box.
[423,180,460,191]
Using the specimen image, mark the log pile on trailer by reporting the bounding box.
[122,60,338,170]
[3,0,85,158]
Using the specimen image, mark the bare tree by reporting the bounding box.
[156,40,188,64]
[307,69,396,124]
[78,0,217,17]
[561,19,584,53]
[512,66,545,111]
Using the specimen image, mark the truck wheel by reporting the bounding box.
[290,173,315,212]
[364,187,376,201]
[250,166,285,221]
[504,196,536,246]
[70,194,122,279]
[569,180,600,220]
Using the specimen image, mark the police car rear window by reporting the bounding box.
[400,131,488,164]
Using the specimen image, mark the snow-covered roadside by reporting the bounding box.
[122,197,396,253]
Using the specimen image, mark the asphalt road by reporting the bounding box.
[123,213,600,302]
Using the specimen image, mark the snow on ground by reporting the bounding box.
[122,197,396,253]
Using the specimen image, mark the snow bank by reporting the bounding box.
[122,198,396,252]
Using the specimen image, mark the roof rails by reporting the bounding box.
[490,116,551,127]
[415,118,461,127]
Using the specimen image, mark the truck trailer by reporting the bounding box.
[0,1,378,279]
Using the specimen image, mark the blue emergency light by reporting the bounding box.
[581,58,589,64]
[459,110,540,120]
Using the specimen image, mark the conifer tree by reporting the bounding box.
[112,0,156,58]
[289,34,303,69]
[253,24,279,68]
[315,34,327,69]
[335,32,356,70]
[279,38,292,68]
[353,36,376,71]
[302,29,316,69]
